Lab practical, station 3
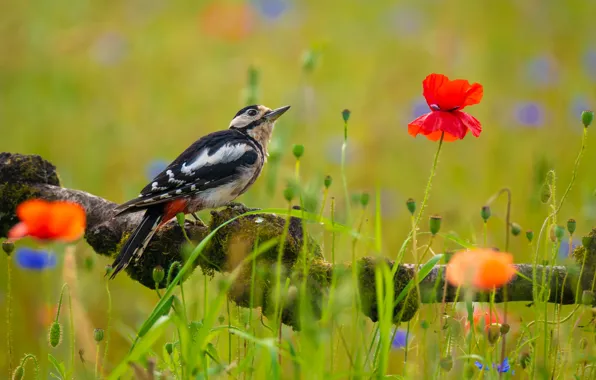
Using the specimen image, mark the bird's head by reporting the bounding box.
[229,104,290,149]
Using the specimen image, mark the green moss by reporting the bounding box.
[573,229,596,269]
[357,257,419,323]
[206,204,322,273]
[0,184,41,237]
[0,153,60,186]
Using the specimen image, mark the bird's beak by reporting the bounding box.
[265,105,291,121]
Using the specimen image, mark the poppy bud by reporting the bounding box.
[165,342,174,355]
[511,223,521,236]
[12,366,24,380]
[582,290,594,305]
[93,328,104,343]
[342,109,351,123]
[406,198,416,215]
[283,186,295,202]
[2,240,15,256]
[500,323,510,335]
[526,230,534,243]
[554,225,565,241]
[430,215,442,235]
[480,205,491,222]
[48,322,62,348]
[104,265,113,276]
[487,324,501,345]
[439,357,453,372]
[176,212,185,227]
[292,144,304,159]
[519,351,531,369]
[324,175,332,189]
[153,265,165,285]
[420,320,429,329]
[567,218,577,235]
[583,236,592,249]
[360,193,370,208]
[582,110,594,128]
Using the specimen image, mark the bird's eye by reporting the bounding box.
[247,109,258,117]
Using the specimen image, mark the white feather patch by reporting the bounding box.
[180,143,249,175]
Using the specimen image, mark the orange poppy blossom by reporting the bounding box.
[199,2,254,42]
[446,248,516,290]
[8,199,86,243]
[408,73,484,141]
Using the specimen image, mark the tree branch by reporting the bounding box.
[1,153,595,330]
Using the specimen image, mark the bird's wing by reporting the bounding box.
[114,130,259,215]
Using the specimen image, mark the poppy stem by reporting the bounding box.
[411,132,445,240]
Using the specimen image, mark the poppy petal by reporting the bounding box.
[408,112,466,141]
[462,82,483,108]
[455,111,483,137]
[422,73,483,111]
[16,200,52,239]
[48,202,86,242]
[7,222,29,240]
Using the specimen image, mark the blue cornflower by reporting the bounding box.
[251,0,290,20]
[514,102,545,127]
[391,329,408,349]
[559,239,580,259]
[146,159,169,181]
[15,248,57,271]
[525,55,558,86]
[411,97,429,119]
[474,358,513,374]
[584,49,596,81]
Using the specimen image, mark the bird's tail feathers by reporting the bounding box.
[109,207,163,279]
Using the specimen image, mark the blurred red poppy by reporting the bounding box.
[446,248,516,290]
[8,199,86,243]
[199,3,254,42]
[408,73,483,141]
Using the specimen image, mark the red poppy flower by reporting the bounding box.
[446,248,516,290]
[199,3,254,42]
[8,199,86,243]
[408,73,484,141]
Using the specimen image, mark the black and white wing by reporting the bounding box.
[114,129,260,215]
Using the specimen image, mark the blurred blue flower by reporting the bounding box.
[559,239,580,259]
[583,49,596,81]
[411,98,429,119]
[391,329,408,349]
[514,102,545,127]
[474,358,513,374]
[525,55,558,86]
[15,248,57,271]
[146,159,169,181]
[251,0,290,20]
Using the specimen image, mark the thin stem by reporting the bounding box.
[6,255,13,378]
[102,279,112,377]
[95,343,100,379]
[396,132,444,265]
[341,120,351,223]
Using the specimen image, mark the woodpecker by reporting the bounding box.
[109,104,291,279]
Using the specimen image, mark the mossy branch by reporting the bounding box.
[1,153,595,330]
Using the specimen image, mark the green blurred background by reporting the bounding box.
[2,0,596,376]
